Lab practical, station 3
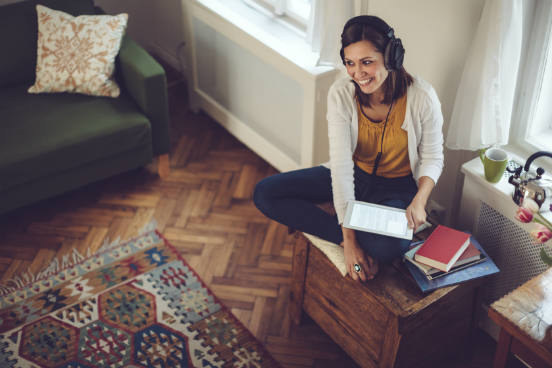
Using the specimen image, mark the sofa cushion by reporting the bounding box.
[0,0,95,88]
[0,84,152,191]
[28,5,128,97]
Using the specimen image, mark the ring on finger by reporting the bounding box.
[353,263,362,273]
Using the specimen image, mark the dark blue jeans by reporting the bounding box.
[253,165,418,263]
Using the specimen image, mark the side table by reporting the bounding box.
[488,268,552,368]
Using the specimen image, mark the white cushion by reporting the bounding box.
[302,233,347,276]
[28,5,128,97]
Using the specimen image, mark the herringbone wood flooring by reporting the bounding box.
[0,72,521,368]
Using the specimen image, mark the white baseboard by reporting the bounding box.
[195,89,299,173]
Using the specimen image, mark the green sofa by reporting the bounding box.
[0,0,170,214]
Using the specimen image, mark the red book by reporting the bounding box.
[453,242,482,267]
[414,225,471,272]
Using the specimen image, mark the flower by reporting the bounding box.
[514,202,552,266]
[515,207,533,223]
[530,224,552,243]
[521,198,540,213]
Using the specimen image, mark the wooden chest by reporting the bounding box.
[290,235,482,368]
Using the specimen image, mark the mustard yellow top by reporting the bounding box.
[353,94,411,177]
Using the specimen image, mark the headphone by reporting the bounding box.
[340,15,405,71]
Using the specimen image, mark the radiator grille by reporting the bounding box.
[477,202,549,303]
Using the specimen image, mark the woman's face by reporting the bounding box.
[343,40,389,97]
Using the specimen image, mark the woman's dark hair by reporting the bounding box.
[340,18,413,107]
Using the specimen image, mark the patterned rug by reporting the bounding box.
[0,230,280,367]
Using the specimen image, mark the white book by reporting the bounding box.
[343,200,413,240]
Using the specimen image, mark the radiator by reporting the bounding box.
[184,0,338,172]
[459,157,549,306]
[474,202,549,304]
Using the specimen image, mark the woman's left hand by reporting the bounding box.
[405,197,427,231]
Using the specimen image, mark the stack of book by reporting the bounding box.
[403,225,499,292]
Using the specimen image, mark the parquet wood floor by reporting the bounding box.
[0,72,522,367]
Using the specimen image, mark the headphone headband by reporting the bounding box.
[341,15,395,41]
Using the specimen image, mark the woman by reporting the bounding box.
[254,15,443,282]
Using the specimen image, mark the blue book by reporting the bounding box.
[403,235,499,293]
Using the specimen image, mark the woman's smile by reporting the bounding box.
[357,78,373,87]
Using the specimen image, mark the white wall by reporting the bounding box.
[94,0,186,72]
[0,0,187,71]
[368,0,485,224]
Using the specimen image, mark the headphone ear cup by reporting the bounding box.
[384,38,405,71]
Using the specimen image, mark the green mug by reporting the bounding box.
[479,147,508,183]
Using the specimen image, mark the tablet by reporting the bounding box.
[343,200,413,240]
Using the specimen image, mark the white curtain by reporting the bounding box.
[307,0,355,66]
[445,0,523,151]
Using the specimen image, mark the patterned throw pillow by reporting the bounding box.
[28,5,128,97]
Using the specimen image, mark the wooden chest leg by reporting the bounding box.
[493,329,512,368]
[465,286,481,361]
[289,236,309,325]
[379,317,401,368]
[157,153,170,178]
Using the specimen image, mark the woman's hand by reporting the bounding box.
[341,227,377,281]
[405,176,436,231]
[405,197,427,230]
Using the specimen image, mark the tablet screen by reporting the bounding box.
[343,201,413,240]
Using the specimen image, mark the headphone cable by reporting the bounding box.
[372,100,394,176]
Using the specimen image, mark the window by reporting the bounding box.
[511,0,552,160]
[243,0,312,31]
[526,35,552,151]
[282,0,311,24]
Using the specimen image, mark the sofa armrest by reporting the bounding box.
[117,36,170,156]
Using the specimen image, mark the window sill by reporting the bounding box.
[191,0,335,76]
[461,153,552,223]
[461,156,515,204]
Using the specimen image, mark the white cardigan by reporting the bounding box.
[324,75,444,224]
